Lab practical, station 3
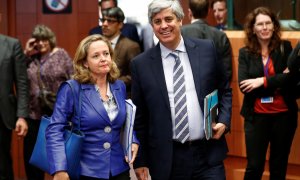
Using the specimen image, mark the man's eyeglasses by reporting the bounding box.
[99,18,118,24]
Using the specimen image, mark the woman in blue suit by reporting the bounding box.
[46,34,139,180]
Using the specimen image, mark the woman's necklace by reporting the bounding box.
[261,52,269,65]
[98,83,108,101]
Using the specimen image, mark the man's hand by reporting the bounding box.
[283,67,290,73]
[134,167,149,180]
[15,117,28,137]
[212,123,226,140]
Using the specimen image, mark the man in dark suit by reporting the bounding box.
[0,34,29,179]
[131,0,232,180]
[101,7,141,98]
[181,0,233,81]
[89,0,141,46]
[288,41,300,73]
[288,41,300,98]
[211,0,243,31]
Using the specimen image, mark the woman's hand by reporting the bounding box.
[53,171,69,180]
[24,38,39,56]
[240,77,264,93]
[126,143,139,164]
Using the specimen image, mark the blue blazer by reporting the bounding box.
[46,80,138,179]
[131,37,232,180]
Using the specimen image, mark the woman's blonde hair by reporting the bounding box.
[72,34,120,84]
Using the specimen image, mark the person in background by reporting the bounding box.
[287,41,300,99]
[23,24,74,180]
[131,0,232,179]
[181,0,233,81]
[211,0,243,31]
[288,41,300,73]
[46,34,139,180]
[101,7,141,98]
[0,34,29,180]
[238,7,299,180]
[89,0,141,47]
[140,23,158,51]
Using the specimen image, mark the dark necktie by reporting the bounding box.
[170,51,190,143]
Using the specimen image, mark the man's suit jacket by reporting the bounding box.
[287,41,300,98]
[288,41,300,73]
[181,19,233,80]
[114,35,141,96]
[131,37,232,180]
[215,20,243,31]
[0,34,29,129]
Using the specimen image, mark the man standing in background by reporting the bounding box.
[101,7,141,98]
[89,0,141,47]
[0,33,29,180]
[211,0,242,30]
[181,0,233,81]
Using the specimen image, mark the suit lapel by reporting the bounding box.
[184,38,202,99]
[82,84,111,124]
[270,48,281,71]
[150,45,171,110]
[110,82,123,122]
[253,54,264,76]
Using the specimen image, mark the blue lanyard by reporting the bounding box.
[263,56,271,77]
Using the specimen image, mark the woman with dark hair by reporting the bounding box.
[23,24,74,180]
[238,7,298,180]
[46,34,139,180]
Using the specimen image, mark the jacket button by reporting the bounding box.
[104,126,111,133]
[103,142,111,149]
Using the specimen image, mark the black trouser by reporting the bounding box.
[169,140,225,180]
[23,118,44,180]
[244,112,297,180]
[80,170,130,180]
[0,118,14,180]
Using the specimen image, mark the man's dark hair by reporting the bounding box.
[99,0,118,7]
[210,0,227,9]
[102,7,125,22]
[189,0,209,19]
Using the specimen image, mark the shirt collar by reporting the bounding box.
[110,35,120,48]
[160,36,186,59]
[95,82,113,99]
[191,19,200,24]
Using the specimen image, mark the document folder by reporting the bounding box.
[122,99,136,162]
[204,89,218,140]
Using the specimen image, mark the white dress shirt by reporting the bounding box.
[160,37,205,140]
[110,35,120,50]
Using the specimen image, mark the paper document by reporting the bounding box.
[203,89,218,140]
[122,99,136,162]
